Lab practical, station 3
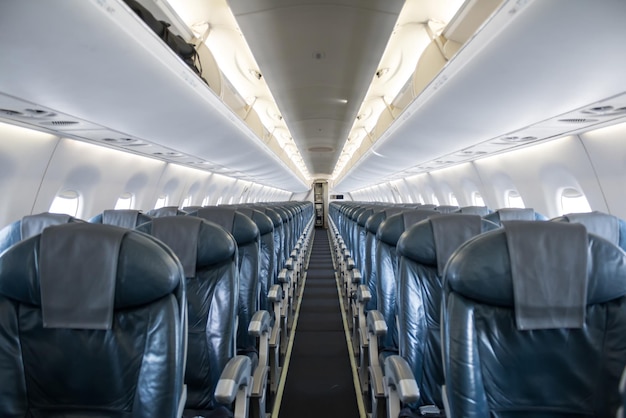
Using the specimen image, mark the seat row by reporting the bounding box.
[0,202,314,418]
[328,201,626,418]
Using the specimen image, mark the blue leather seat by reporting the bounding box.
[88,209,152,228]
[0,211,83,254]
[552,210,626,251]
[136,217,255,417]
[253,206,284,280]
[374,209,437,352]
[0,223,186,417]
[235,208,276,312]
[363,208,404,312]
[483,207,547,225]
[383,215,498,417]
[188,207,261,355]
[441,221,626,417]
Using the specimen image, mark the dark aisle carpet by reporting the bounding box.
[279,228,359,418]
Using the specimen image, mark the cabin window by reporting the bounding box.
[431,194,440,206]
[181,195,193,208]
[449,193,459,206]
[114,192,134,210]
[49,190,80,217]
[560,188,591,214]
[506,190,525,208]
[405,194,413,203]
[216,196,223,205]
[472,192,485,206]
[201,196,210,206]
[417,194,425,205]
[228,196,234,204]
[154,194,168,209]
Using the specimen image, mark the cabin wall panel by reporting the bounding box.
[472,135,606,218]
[579,122,626,219]
[429,163,484,207]
[161,165,214,208]
[30,138,166,220]
[0,123,60,226]
[405,174,438,204]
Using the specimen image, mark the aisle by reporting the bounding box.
[278,228,359,417]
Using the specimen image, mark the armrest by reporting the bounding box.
[352,269,362,284]
[285,258,294,270]
[215,355,252,404]
[278,268,290,283]
[384,355,420,404]
[248,310,271,337]
[268,284,283,303]
[367,310,388,337]
[357,285,371,303]
[346,257,355,270]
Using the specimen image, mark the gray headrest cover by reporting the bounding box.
[40,223,126,330]
[152,217,201,277]
[430,214,482,275]
[21,213,71,240]
[460,206,490,216]
[498,208,535,221]
[565,211,619,246]
[103,209,140,229]
[196,208,236,232]
[503,221,588,330]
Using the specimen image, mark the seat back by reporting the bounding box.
[375,209,436,350]
[189,207,261,352]
[236,207,276,312]
[255,206,284,279]
[484,207,547,225]
[136,216,238,411]
[0,223,186,417]
[396,214,498,408]
[0,212,83,254]
[552,211,626,251]
[364,208,403,311]
[442,221,626,417]
[88,209,152,229]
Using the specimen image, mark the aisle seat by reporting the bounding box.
[136,216,262,417]
[0,223,186,417]
[441,222,626,417]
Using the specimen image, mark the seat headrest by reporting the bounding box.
[21,212,74,240]
[235,208,274,235]
[435,205,460,214]
[445,222,626,330]
[457,206,491,216]
[136,216,237,277]
[498,208,536,221]
[259,208,283,227]
[100,209,152,229]
[190,208,259,245]
[554,211,624,249]
[397,214,498,275]
[147,206,186,217]
[377,209,435,246]
[0,223,181,329]
[0,212,83,255]
[365,208,403,234]
[357,208,375,227]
